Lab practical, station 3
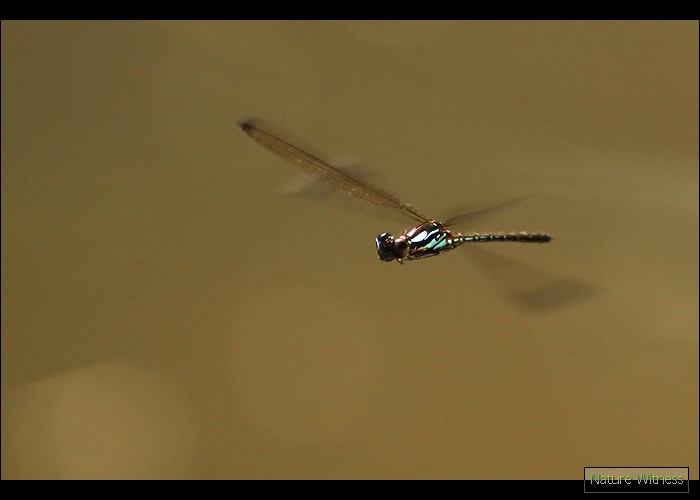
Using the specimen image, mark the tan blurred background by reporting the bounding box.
[1,20,697,479]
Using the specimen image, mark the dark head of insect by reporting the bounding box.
[376,232,408,264]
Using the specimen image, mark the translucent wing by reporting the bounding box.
[238,120,429,224]
[443,197,530,228]
[465,246,602,313]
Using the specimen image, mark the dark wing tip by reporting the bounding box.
[237,120,252,132]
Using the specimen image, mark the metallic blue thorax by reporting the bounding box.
[401,221,456,260]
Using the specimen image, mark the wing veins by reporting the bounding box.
[238,121,429,224]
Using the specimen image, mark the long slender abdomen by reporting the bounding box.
[455,232,552,244]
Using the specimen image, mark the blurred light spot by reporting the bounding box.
[2,362,196,479]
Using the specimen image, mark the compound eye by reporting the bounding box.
[375,233,395,262]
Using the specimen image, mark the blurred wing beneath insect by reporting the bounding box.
[277,160,379,200]
[465,245,603,313]
[277,160,416,225]
[238,120,429,224]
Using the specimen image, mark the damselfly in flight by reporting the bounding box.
[238,120,552,265]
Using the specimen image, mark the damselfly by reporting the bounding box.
[238,120,552,264]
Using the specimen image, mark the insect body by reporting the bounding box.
[238,120,551,264]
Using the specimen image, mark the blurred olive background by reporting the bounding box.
[1,21,697,479]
